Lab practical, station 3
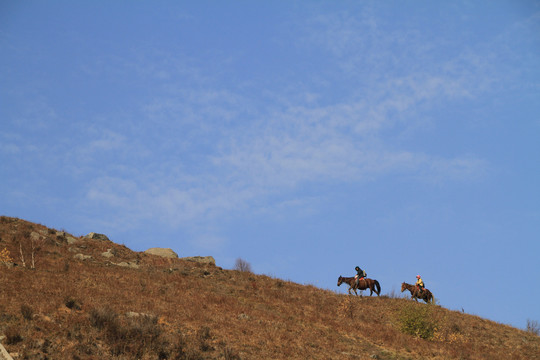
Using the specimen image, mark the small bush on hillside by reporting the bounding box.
[399,303,438,340]
[527,319,540,335]
[234,258,252,273]
[65,296,82,310]
[197,326,214,352]
[112,315,163,357]
[223,346,241,360]
[89,306,118,330]
[20,304,33,321]
[171,332,188,358]
[90,307,166,358]
[338,296,357,320]
[4,326,23,345]
[0,247,13,265]
[386,288,406,299]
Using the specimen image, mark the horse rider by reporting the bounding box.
[354,266,366,287]
[415,274,425,295]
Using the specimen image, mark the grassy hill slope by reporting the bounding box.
[0,216,538,359]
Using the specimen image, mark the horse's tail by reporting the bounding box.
[375,280,381,295]
[427,290,434,304]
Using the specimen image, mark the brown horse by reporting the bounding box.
[401,282,434,304]
[337,276,381,296]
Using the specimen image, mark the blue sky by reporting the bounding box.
[1,1,539,330]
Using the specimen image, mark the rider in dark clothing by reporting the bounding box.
[355,266,366,287]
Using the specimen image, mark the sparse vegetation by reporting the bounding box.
[233,257,252,272]
[65,296,82,310]
[0,247,13,266]
[338,295,357,320]
[399,302,438,340]
[20,304,33,321]
[527,319,540,335]
[0,216,538,359]
[4,326,23,345]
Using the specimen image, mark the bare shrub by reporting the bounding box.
[65,296,82,310]
[16,231,45,269]
[74,341,98,357]
[89,306,118,330]
[112,315,163,357]
[4,326,23,344]
[223,346,241,360]
[234,258,252,273]
[20,304,33,320]
[386,288,405,299]
[171,332,188,358]
[527,319,540,335]
[338,296,357,320]
[197,326,214,352]
[89,308,165,358]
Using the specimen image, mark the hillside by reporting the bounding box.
[0,216,538,359]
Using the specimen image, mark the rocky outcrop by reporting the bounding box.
[0,337,14,360]
[144,248,178,258]
[73,254,92,261]
[181,256,216,266]
[101,249,114,258]
[114,261,139,269]
[56,231,79,244]
[84,232,110,241]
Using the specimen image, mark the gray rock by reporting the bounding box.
[56,231,79,244]
[66,236,79,244]
[238,313,249,320]
[181,256,216,266]
[144,248,178,258]
[84,232,110,241]
[115,261,139,269]
[101,249,114,258]
[126,311,153,319]
[0,342,14,360]
[73,254,92,261]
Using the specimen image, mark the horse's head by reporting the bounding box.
[337,276,344,286]
[400,282,406,292]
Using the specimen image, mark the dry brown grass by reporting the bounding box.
[0,216,539,359]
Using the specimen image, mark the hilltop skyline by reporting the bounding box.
[1,1,539,329]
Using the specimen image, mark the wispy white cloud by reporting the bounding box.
[3,5,499,235]
[81,77,489,232]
